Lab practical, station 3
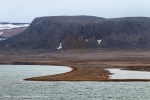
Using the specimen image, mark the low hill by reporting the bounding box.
[0,23,29,38]
[1,16,150,50]
[0,28,27,38]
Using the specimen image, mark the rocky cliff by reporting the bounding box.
[1,16,150,50]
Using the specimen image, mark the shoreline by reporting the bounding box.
[1,50,150,82]
[23,66,150,82]
[24,65,110,81]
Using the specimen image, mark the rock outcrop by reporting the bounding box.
[1,16,150,50]
[101,17,150,49]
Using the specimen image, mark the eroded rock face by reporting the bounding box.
[87,37,98,48]
[101,18,150,49]
[76,36,87,48]
[62,37,77,50]
[1,16,150,50]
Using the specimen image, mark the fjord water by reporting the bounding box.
[0,65,150,100]
[107,68,150,79]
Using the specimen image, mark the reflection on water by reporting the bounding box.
[106,68,150,79]
[0,65,150,100]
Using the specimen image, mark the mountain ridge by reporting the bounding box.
[1,16,150,51]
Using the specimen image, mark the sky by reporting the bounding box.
[0,0,150,23]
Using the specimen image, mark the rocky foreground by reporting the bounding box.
[0,16,150,51]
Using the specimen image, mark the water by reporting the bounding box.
[0,65,150,100]
[106,68,150,79]
[0,65,71,81]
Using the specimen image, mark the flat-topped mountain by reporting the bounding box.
[33,16,105,23]
[1,16,150,51]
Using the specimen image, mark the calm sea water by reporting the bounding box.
[0,65,150,100]
[106,68,150,79]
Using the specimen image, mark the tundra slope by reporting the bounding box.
[1,16,150,51]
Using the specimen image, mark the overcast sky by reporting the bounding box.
[0,0,150,23]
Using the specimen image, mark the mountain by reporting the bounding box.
[0,16,150,51]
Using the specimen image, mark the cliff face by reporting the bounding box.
[1,16,150,50]
[101,17,150,49]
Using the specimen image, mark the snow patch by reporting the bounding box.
[0,24,29,30]
[86,39,88,42]
[0,38,6,41]
[0,32,3,35]
[97,39,101,44]
[57,43,62,49]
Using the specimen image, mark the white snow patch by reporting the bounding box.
[0,24,29,30]
[57,43,62,49]
[97,39,101,44]
[0,38,6,41]
[0,32,3,35]
[86,39,88,42]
